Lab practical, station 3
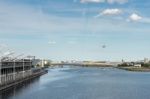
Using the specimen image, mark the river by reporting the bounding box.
[1,66,150,99]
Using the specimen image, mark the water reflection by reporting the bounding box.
[0,77,40,99]
[0,66,150,99]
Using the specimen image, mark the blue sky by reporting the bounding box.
[0,0,150,61]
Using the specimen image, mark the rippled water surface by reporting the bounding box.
[1,66,150,99]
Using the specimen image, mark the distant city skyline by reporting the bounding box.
[0,0,150,61]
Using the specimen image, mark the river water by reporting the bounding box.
[1,66,150,99]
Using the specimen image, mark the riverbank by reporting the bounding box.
[51,63,114,67]
[117,67,150,72]
[80,64,112,67]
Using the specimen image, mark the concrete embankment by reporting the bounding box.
[0,70,48,91]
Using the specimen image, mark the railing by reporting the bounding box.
[1,65,31,69]
[0,70,32,86]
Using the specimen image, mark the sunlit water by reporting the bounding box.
[1,66,150,99]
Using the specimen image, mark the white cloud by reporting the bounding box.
[107,0,128,4]
[95,8,122,18]
[127,13,150,23]
[128,13,142,22]
[80,0,105,3]
[101,9,122,15]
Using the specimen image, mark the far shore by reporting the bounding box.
[117,67,150,72]
[50,63,114,67]
[48,62,150,72]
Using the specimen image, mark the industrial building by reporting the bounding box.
[0,54,37,85]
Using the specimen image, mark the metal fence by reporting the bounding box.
[0,70,32,85]
[0,56,35,86]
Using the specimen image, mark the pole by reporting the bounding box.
[23,58,24,78]
[13,60,15,80]
[29,58,31,75]
[42,59,44,68]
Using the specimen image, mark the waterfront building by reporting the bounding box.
[35,59,52,67]
[134,63,142,68]
[0,56,36,85]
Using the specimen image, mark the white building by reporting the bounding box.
[134,64,141,68]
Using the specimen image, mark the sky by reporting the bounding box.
[0,0,150,61]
